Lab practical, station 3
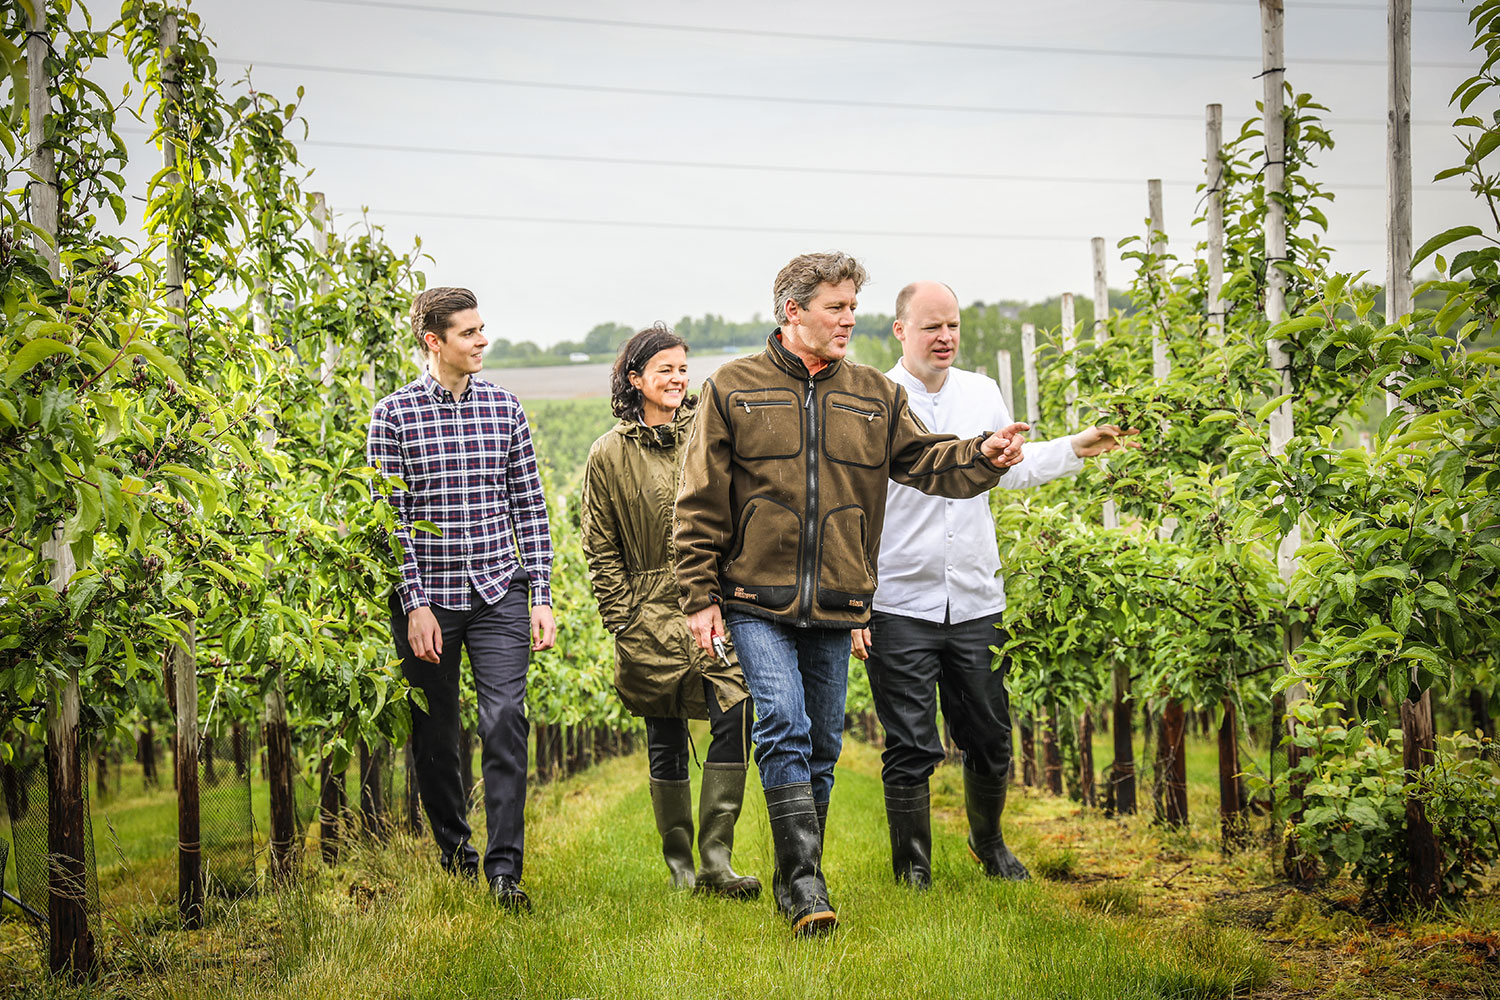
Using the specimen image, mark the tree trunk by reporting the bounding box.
[95,742,109,800]
[1159,700,1188,828]
[404,740,423,833]
[138,723,157,787]
[1041,708,1063,796]
[202,732,216,786]
[1470,686,1494,739]
[1019,714,1037,787]
[264,682,297,880]
[319,755,344,866]
[1078,707,1096,807]
[49,667,95,979]
[1218,697,1246,850]
[1109,662,1136,816]
[171,636,201,929]
[359,739,386,839]
[1401,688,1440,905]
[231,721,248,779]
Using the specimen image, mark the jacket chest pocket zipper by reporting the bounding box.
[830,401,880,423]
[740,399,793,414]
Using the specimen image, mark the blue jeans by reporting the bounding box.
[724,612,851,803]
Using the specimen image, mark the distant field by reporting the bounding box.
[485,352,750,402]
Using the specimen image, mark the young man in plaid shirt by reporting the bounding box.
[367,287,555,912]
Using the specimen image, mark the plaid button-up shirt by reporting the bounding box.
[367,372,552,612]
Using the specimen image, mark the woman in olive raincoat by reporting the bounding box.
[581,323,760,897]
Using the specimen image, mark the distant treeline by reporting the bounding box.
[486,282,1459,375]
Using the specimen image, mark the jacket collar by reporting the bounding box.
[616,398,696,448]
[766,329,843,381]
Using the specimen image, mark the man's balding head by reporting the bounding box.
[892,281,963,392]
[894,281,958,323]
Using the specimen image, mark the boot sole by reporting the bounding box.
[792,909,838,937]
[968,843,1030,881]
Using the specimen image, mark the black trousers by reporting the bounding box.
[644,679,752,781]
[865,609,1012,786]
[391,576,531,881]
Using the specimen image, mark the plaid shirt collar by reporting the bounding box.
[419,370,475,405]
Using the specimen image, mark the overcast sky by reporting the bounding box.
[109,0,1480,347]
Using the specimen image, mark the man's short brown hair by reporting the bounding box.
[411,287,478,353]
[772,252,869,326]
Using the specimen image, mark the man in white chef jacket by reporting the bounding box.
[851,280,1134,888]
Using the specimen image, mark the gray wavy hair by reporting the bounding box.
[772,252,869,326]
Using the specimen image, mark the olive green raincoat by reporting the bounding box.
[581,402,750,719]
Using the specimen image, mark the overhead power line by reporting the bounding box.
[296,136,1469,193]
[309,0,1469,69]
[358,206,1385,246]
[111,126,1462,194]
[219,58,1450,127]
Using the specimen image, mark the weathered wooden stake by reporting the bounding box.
[1020,322,1040,430]
[1218,697,1246,850]
[995,349,1015,418]
[1206,104,1226,343]
[1159,700,1188,827]
[1060,292,1077,430]
[1078,707,1096,808]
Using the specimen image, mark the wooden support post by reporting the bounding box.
[1386,0,1414,415]
[1092,237,1120,531]
[995,349,1015,419]
[313,193,337,384]
[1019,715,1037,787]
[1206,104,1226,343]
[359,739,387,839]
[404,741,423,833]
[1148,180,1169,382]
[1218,697,1246,850]
[1060,292,1077,430]
[1021,322,1040,430]
[1159,700,1188,827]
[319,753,344,865]
[1387,0,1435,904]
[1042,706,1063,796]
[1110,662,1135,816]
[1078,707,1096,808]
[30,4,96,979]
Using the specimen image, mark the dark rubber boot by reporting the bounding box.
[964,767,1030,881]
[695,763,761,899]
[884,782,932,889]
[649,778,696,889]
[765,782,837,937]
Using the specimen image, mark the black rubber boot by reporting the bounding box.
[884,782,932,889]
[964,767,1030,881]
[649,778,696,889]
[695,763,761,899]
[765,782,837,937]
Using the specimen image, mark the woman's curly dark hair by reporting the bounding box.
[610,322,696,422]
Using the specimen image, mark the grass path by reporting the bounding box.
[9,733,1496,998]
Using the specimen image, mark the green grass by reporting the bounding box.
[2,737,1281,1000]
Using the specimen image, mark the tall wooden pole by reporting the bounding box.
[1060,292,1077,430]
[29,3,95,979]
[254,271,297,880]
[1384,0,1436,905]
[159,10,202,927]
[1021,322,1040,429]
[995,349,1015,419]
[1093,236,1134,814]
[1206,104,1226,343]
[1147,179,1186,826]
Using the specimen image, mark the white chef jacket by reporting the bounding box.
[873,361,1085,624]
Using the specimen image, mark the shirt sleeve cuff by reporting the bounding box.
[528,578,553,607]
[398,584,430,613]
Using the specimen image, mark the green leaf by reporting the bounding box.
[1255,393,1294,423]
[123,338,190,387]
[4,338,76,386]
[1412,226,1483,267]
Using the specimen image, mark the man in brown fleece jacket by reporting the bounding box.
[673,251,1027,937]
